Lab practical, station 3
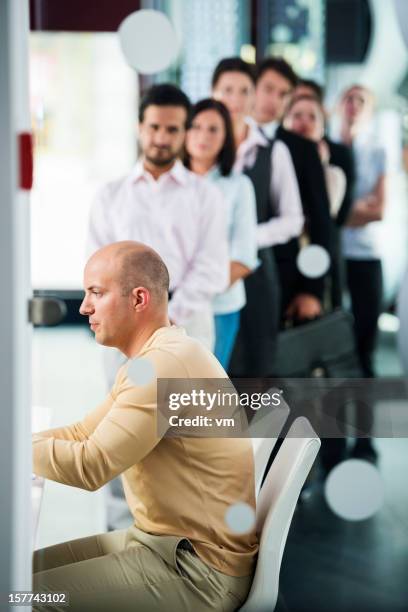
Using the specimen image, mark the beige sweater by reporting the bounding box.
[33,326,258,577]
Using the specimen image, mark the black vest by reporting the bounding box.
[228,142,280,377]
[244,142,275,225]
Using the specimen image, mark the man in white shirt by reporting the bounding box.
[211,57,303,376]
[87,84,229,528]
[88,83,229,358]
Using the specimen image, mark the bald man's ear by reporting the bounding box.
[131,287,150,311]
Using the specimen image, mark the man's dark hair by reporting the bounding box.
[185,98,235,177]
[256,57,298,89]
[139,83,192,127]
[298,79,324,102]
[211,57,256,89]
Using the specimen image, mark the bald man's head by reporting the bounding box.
[81,242,170,352]
[88,241,170,304]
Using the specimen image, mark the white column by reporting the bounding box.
[0,1,32,610]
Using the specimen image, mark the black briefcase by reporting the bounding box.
[270,309,362,378]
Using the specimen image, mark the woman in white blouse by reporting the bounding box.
[185,98,258,368]
[338,85,386,379]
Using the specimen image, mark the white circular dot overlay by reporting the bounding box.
[118,10,179,74]
[225,502,256,534]
[296,245,330,279]
[127,357,156,387]
[324,459,384,521]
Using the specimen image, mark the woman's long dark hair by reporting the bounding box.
[185,98,235,177]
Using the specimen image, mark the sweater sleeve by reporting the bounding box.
[32,353,186,490]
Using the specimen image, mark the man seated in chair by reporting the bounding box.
[32,241,258,611]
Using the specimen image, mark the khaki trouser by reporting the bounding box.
[33,525,252,611]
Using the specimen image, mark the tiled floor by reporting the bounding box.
[277,435,408,612]
[276,320,408,612]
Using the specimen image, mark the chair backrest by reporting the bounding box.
[249,398,290,498]
[240,417,320,612]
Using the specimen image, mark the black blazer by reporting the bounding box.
[274,125,332,302]
[325,138,355,226]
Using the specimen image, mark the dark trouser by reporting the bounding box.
[273,238,300,321]
[346,258,383,377]
[330,226,344,309]
[320,259,383,473]
[228,248,280,378]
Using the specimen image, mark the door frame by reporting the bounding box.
[0,0,32,607]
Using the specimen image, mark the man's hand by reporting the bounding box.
[285,293,322,321]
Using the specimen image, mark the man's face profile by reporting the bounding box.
[139,105,187,167]
[79,254,133,348]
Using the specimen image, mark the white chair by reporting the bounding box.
[241,417,321,612]
[250,397,290,498]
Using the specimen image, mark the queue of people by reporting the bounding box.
[32,54,388,611]
[88,55,386,384]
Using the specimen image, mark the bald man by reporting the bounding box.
[32,241,257,612]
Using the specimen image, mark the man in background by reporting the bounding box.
[88,83,229,357]
[253,57,332,321]
[293,78,356,307]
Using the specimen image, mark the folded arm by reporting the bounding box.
[346,176,386,227]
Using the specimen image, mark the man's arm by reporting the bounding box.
[33,394,116,443]
[298,140,332,251]
[279,132,333,312]
[32,352,186,491]
[256,141,304,248]
[294,139,331,305]
[168,182,229,325]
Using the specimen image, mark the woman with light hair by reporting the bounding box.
[338,84,386,459]
[340,85,386,368]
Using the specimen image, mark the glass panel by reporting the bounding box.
[30,32,138,290]
[162,0,251,101]
[265,0,325,81]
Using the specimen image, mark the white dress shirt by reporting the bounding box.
[257,119,279,140]
[87,160,229,325]
[234,119,304,248]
